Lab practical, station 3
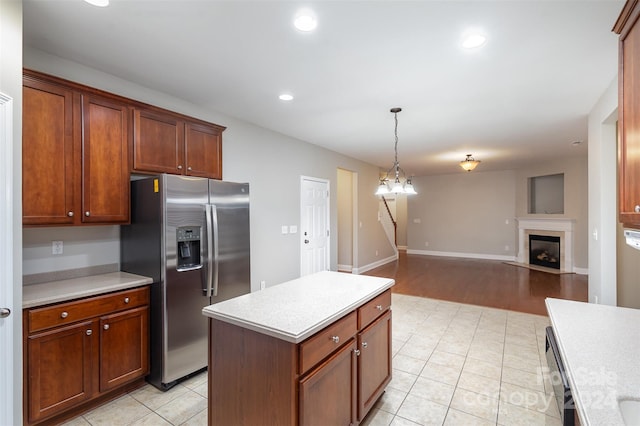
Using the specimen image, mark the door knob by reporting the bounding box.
[304,239,309,244]
[0,308,10,318]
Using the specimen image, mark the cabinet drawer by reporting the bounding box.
[28,286,150,334]
[358,290,391,330]
[299,311,357,375]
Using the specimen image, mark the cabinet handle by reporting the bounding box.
[177,165,183,170]
[67,211,74,217]
[103,324,110,330]
[124,297,130,304]
[331,335,340,344]
[635,205,640,213]
[354,349,361,356]
[60,311,68,319]
[86,329,92,336]
[362,342,368,349]
[85,211,90,217]
[376,304,383,311]
[187,166,192,171]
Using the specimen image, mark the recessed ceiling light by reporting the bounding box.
[461,32,487,49]
[84,0,109,7]
[294,10,317,32]
[279,94,294,101]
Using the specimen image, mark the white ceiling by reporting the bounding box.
[23,0,623,176]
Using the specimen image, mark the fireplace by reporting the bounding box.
[529,235,561,270]
[517,218,575,273]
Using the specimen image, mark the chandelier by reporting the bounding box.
[459,154,481,172]
[375,108,417,196]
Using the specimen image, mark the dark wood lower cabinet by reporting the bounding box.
[27,320,95,422]
[299,340,357,426]
[358,310,392,420]
[24,286,150,425]
[208,289,392,426]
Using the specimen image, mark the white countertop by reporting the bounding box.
[545,298,640,425]
[23,271,154,308]
[202,271,394,343]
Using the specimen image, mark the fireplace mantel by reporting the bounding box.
[516,218,575,272]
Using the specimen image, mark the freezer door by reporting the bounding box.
[163,175,211,383]
[209,180,251,304]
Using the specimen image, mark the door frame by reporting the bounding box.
[300,176,330,276]
[0,92,14,425]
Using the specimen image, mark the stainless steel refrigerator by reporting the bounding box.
[121,174,250,390]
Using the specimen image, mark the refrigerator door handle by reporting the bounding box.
[205,204,220,298]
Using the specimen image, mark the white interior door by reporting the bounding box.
[300,176,330,276]
[0,93,14,425]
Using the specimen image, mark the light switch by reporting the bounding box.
[281,226,289,235]
[289,225,298,234]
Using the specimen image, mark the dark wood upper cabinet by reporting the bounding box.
[81,94,130,224]
[614,1,640,227]
[23,69,226,226]
[133,109,184,175]
[185,121,222,179]
[22,71,130,226]
[133,108,223,180]
[22,78,76,225]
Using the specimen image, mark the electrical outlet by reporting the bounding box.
[505,245,510,251]
[52,241,63,255]
[260,280,266,290]
[425,241,429,247]
[375,250,379,256]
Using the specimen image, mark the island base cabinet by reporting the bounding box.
[299,339,357,426]
[208,320,298,426]
[207,288,393,426]
[358,310,392,421]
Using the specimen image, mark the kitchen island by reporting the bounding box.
[546,298,640,425]
[202,271,394,426]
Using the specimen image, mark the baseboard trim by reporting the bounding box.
[337,264,353,273]
[406,249,516,262]
[352,254,398,275]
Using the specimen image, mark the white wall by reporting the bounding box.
[588,76,618,305]
[407,170,517,260]
[1,0,23,423]
[337,168,354,271]
[22,48,396,291]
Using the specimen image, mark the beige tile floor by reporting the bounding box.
[64,293,561,426]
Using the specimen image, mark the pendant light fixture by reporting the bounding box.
[460,154,480,172]
[375,108,417,196]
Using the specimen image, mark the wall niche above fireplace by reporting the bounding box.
[528,173,564,214]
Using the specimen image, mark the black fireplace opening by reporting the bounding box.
[529,235,561,270]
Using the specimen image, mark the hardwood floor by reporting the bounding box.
[364,252,588,316]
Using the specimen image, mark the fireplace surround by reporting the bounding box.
[517,218,575,273]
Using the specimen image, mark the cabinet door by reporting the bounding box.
[619,7,640,226]
[299,339,357,426]
[133,109,185,175]
[358,310,392,421]
[22,78,76,225]
[27,320,95,423]
[184,121,222,179]
[99,306,149,392]
[81,94,130,223]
